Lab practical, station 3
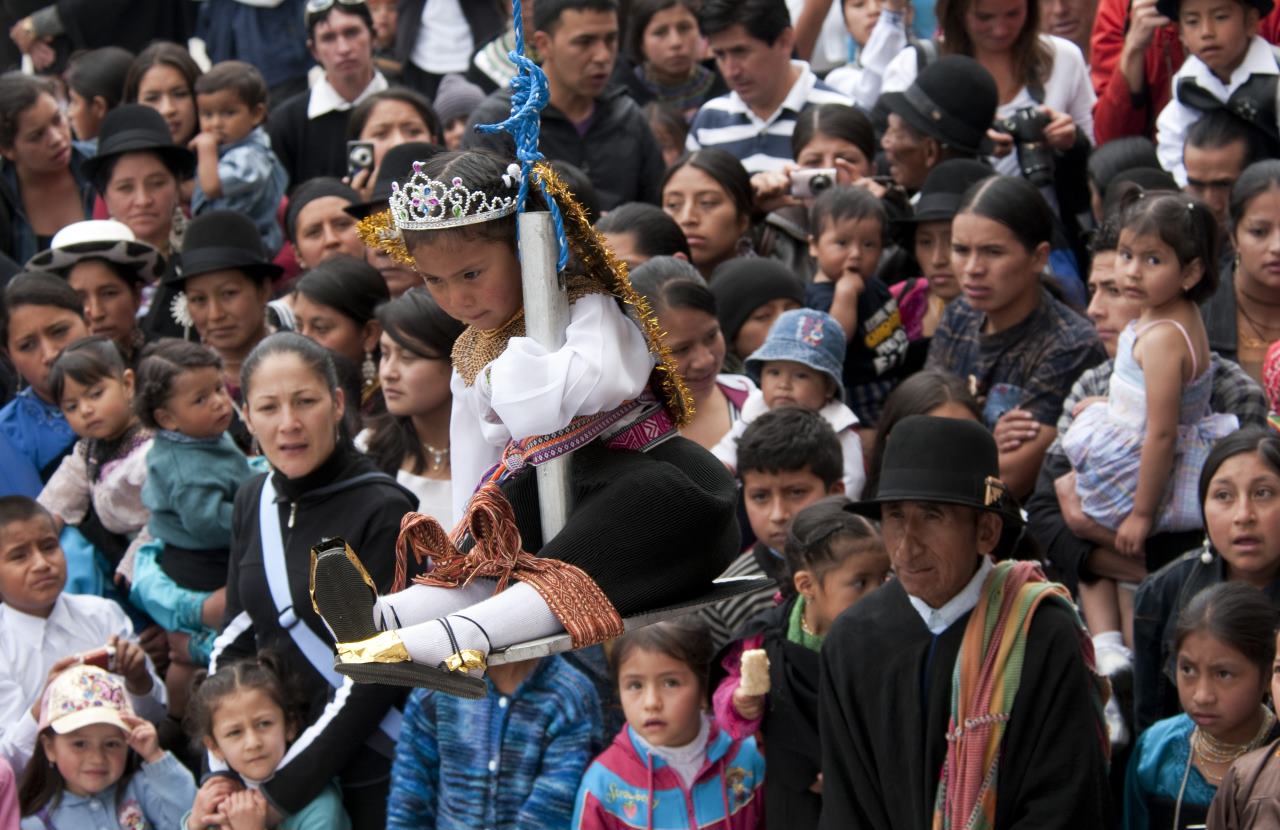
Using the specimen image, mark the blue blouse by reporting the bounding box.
[0,388,75,498]
[1125,713,1217,830]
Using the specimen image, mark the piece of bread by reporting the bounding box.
[739,648,770,696]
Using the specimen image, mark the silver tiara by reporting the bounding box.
[388,161,518,231]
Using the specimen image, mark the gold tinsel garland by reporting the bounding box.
[352,162,694,427]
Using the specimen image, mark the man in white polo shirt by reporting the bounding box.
[687,0,851,173]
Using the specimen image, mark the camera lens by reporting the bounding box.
[811,174,833,193]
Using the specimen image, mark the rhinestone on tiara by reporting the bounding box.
[388,162,518,231]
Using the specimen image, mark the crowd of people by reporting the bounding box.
[0,0,1279,826]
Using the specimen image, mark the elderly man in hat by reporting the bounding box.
[819,415,1111,829]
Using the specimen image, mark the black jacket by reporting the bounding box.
[216,443,415,814]
[462,85,665,210]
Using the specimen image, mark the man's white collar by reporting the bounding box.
[908,555,994,635]
[307,71,388,120]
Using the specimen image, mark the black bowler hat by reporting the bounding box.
[848,415,1024,530]
[880,57,998,157]
[344,141,445,220]
[170,210,283,286]
[81,105,195,191]
[904,159,995,224]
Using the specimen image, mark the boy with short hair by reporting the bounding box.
[1154,0,1279,184]
[190,60,288,253]
[0,496,166,772]
[701,408,845,649]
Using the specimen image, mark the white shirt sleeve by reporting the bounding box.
[839,429,867,499]
[1155,98,1194,186]
[1044,36,1096,145]
[0,674,39,771]
[103,601,168,722]
[880,46,920,95]
[850,10,910,110]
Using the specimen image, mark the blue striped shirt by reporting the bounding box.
[686,60,852,172]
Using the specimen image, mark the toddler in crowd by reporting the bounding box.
[715,496,889,829]
[190,61,287,254]
[0,497,166,772]
[18,665,194,829]
[1125,583,1279,828]
[712,307,865,498]
[184,653,350,830]
[572,619,765,830]
[38,337,153,580]
[805,186,910,427]
[1155,0,1279,183]
[704,408,847,649]
[1063,193,1237,676]
[134,338,253,710]
[388,655,603,830]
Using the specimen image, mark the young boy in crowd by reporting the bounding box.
[701,408,846,649]
[0,496,166,772]
[190,60,288,254]
[1154,0,1279,183]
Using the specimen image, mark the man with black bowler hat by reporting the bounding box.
[877,56,999,192]
[819,415,1112,829]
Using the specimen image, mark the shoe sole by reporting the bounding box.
[311,538,379,644]
[336,658,487,699]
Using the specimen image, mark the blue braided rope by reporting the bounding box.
[473,0,570,271]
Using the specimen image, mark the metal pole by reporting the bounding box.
[518,211,572,541]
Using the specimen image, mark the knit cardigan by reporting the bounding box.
[387,656,605,830]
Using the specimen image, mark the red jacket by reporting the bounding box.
[1091,0,1280,142]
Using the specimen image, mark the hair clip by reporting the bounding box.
[502,163,522,190]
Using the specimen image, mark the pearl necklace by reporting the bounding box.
[421,442,449,473]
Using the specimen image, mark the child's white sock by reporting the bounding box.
[375,578,497,631]
[1091,630,1132,675]
[396,582,562,666]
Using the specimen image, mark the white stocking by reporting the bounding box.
[375,578,497,631]
[396,582,563,666]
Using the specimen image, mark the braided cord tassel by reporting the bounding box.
[473,0,570,271]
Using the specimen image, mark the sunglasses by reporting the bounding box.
[305,0,367,20]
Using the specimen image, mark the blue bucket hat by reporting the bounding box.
[745,308,846,400]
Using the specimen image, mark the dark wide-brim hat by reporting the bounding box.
[171,209,283,286]
[881,56,998,157]
[344,141,445,220]
[26,220,166,283]
[903,159,995,224]
[848,415,1024,530]
[81,105,195,190]
[1156,0,1271,19]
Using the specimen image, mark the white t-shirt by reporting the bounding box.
[881,34,1097,176]
[412,0,475,74]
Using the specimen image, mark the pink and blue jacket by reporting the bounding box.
[571,721,765,830]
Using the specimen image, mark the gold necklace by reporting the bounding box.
[1237,287,1280,349]
[1192,706,1276,778]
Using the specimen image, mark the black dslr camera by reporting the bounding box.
[994,107,1054,188]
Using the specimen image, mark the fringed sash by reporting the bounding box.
[931,560,1108,830]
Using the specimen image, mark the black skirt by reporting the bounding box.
[496,435,741,616]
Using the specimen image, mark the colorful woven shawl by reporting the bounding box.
[931,560,1107,830]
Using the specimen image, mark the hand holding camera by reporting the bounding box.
[991,106,1076,187]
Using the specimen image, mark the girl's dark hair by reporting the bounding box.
[809,185,888,241]
[348,86,442,143]
[792,103,876,168]
[1230,159,1280,231]
[956,175,1053,253]
[784,495,883,582]
[866,370,980,497]
[184,651,306,755]
[1117,190,1220,304]
[66,47,135,110]
[134,338,223,429]
[20,726,140,816]
[241,331,340,400]
[1175,582,1279,680]
[939,0,1053,90]
[660,149,754,221]
[295,255,391,327]
[123,42,202,107]
[365,288,465,475]
[0,272,84,352]
[595,202,692,260]
[1199,427,1280,523]
[610,617,716,698]
[0,72,56,149]
[630,256,716,316]
[194,60,269,110]
[400,150,545,254]
[48,336,128,406]
[645,101,689,153]
[626,0,700,65]
[1086,136,1160,199]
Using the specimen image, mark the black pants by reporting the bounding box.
[342,776,390,830]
